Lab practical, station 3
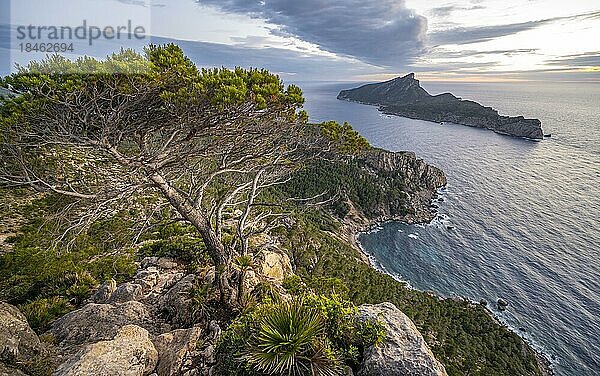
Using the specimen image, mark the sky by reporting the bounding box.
[2,0,600,81]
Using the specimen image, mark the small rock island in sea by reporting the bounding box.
[338,73,544,139]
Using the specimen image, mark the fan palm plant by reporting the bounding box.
[248,301,341,376]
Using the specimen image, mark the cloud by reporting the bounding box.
[197,0,428,67]
[150,35,383,81]
[545,52,600,67]
[428,48,539,59]
[430,4,485,17]
[429,10,600,45]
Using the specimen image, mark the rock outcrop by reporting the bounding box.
[153,327,203,376]
[256,250,293,282]
[51,301,151,348]
[358,302,447,376]
[45,257,222,376]
[157,274,197,328]
[55,325,158,376]
[338,73,544,139]
[358,148,447,225]
[0,302,41,365]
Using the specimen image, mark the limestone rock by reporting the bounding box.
[153,327,202,376]
[0,302,41,364]
[107,282,145,304]
[0,362,27,376]
[133,268,161,293]
[140,257,179,271]
[358,302,447,376]
[256,250,292,281]
[349,149,447,225]
[90,279,117,303]
[51,301,150,347]
[192,321,221,376]
[138,258,187,303]
[55,325,157,376]
[157,274,196,327]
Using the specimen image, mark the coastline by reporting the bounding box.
[342,199,555,376]
[338,96,544,141]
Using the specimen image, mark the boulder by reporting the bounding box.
[140,257,179,271]
[51,301,150,347]
[137,259,186,303]
[0,302,41,364]
[243,270,260,294]
[153,327,202,376]
[55,325,157,376]
[497,298,508,311]
[133,268,161,293]
[192,321,222,376]
[358,302,447,376]
[0,362,28,376]
[157,274,196,327]
[256,250,292,281]
[90,279,117,303]
[107,282,145,304]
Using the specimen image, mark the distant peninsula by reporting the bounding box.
[338,73,544,140]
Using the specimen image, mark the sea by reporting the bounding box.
[296,80,600,376]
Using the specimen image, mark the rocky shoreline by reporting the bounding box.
[338,153,555,376]
[349,220,555,376]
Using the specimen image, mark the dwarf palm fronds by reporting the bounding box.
[248,301,341,376]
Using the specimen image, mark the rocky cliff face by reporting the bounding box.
[338,73,544,140]
[338,73,429,105]
[360,148,447,224]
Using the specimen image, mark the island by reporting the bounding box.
[338,73,544,139]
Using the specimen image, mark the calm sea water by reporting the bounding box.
[296,80,600,376]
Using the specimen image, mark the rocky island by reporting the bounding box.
[338,73,544,139]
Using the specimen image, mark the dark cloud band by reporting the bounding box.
[197,0,428,67]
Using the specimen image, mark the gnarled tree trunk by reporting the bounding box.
[149,172,235,304]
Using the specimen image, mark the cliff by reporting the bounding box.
[359,148,446,223]
[338,73,544,139]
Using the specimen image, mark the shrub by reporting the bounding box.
[19,297,73,331]
[248,300,340,376]
[304,295,385,367]
[282,275,305,295]
[215,295,384,376]
[138,235,209,267]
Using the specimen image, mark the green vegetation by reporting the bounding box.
[247,301,339,376]
[276,213,544,376]
[215,295,385,376]
[0,195,138,331]
[281,157,410,219]
[315,121,370,154]
[1,44,316,306]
